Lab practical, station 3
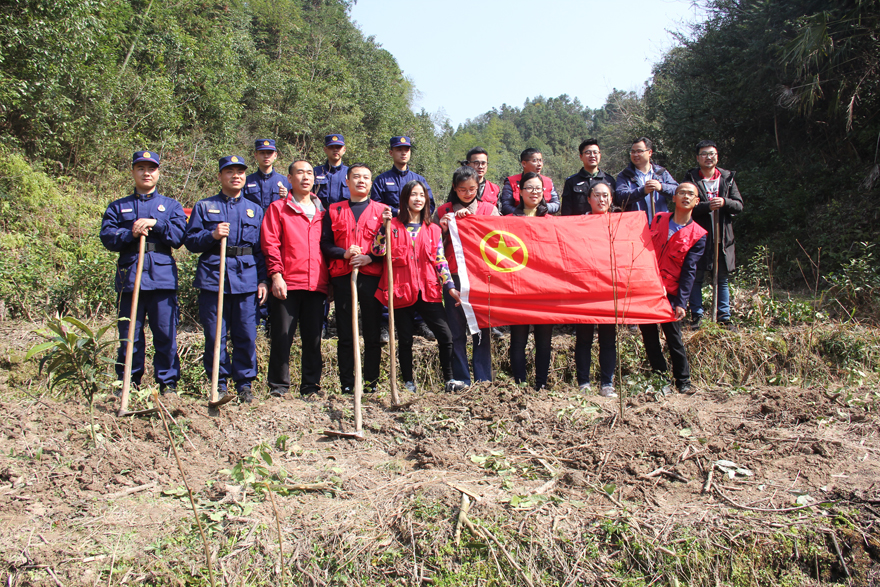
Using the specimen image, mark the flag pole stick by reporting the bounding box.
[607,214,624,421]
[487,274,493,381]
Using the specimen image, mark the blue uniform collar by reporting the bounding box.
[220,191,243,203]
[258,169,276,180]
[325,161,344,172]
[134,190,157,201]
[391,166,409,177]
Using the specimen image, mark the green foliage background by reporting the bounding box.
[0,0,879,320]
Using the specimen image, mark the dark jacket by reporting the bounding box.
[560,168,616,216]
[615,163,678,223]
[682,167,743,272]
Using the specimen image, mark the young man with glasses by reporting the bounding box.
[498,148,560,216]
[682,140,743,330]
[615,137,678,226]
[465,147,500,206]
[561,139,616,216]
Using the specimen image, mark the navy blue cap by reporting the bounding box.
[219,155,248,172]
[390,136,412,148]
[132,150,160,167]
[254,139,276,151]
[324,134,345,146]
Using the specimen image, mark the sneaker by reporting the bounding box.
[578,382,591,392]
[159,384,177,397]
[445,379,467,393]
[322,325,332,340]
[690,314,703,330]
[628,324,639,334]
[341,386,354,395]
[600,384,618,398]
[380,326,390,344]
[404,381,417,393]
[415,321,436,340]
[238,385,254,404]
[660,384,674,396]
[678,382,696,395]
[491,327,504,339]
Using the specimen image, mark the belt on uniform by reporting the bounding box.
[126,242,172,254]
[224,246,254,257]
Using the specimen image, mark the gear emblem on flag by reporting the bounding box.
[479,230,528,273]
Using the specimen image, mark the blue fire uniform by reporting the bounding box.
[370,167,435,216]
[313,162,350,208]
[100,191,186,391]
[243,169,292,211]
[185,193,266,392]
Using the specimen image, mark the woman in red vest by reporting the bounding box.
[509,173,554,389]
[373,180,466,393]
[576,181,619,397]
[435,166,500,387]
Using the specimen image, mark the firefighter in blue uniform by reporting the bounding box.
[313,134,350,208]
[100,150,186,395]
[185,156,269,403]
[243,139,291,210]
[370,136,435,216]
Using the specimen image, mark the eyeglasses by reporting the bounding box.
[630,149,649,155]
[527,159,543,165]
[523,186,543,193]
[455,187,478,195]
[468,160,488,167]
[582,150,600,156]
[698,151,718,158]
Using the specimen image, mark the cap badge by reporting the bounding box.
[144,152,152,158]
[247,208,255,218]
[401,138,407,143]
[263,141,270,146]
[332,136,338,141]
[231,156,239,163]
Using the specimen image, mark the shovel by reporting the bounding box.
[208,236,234,408]
[323,268,365,440]
[384,219,401,407]
[711,208,721,322]
[118,234,158,417]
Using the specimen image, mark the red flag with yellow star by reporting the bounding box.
[447,212,675,332]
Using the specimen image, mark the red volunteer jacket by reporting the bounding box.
[436,200,498,274]
[261,194,329,294]
[650,212,708,297]
[327,199,386,278]
[375,219,443,308]
[507,174,553,204]
[481,180,500,205]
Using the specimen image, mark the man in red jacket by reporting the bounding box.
[261,160,329,398]
[320,164,388,394]
[465,147,500,206]
[639,182,707,395]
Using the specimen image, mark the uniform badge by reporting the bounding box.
[144,152,152,158]
[263,140,270,146]
[231,156,239,163]
[157,204,165,212]
[209,209,220,214]
[401,138,407,144]
[247,183,257,187]
[386,180,395,185]
[332,136,339,141]
[247,209,255,218]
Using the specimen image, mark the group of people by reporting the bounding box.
[100,133,742,403]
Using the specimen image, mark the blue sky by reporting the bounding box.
[350,0,707,127]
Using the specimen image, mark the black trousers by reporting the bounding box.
[332,272,382,390]
[267,290,326,394]
[509,324,554,390]
[639,321,690,388]
[575,323,616,386]
[395,294,453,383]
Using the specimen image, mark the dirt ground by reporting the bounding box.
[2,320,880,586]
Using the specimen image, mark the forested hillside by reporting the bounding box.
[0,0,878,319]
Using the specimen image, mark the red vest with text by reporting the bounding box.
[327,199,386,278]
[375,219,443,308]
[508,174,553,203]
[482,180,500,205]
[436,200,497,274]
[650,212,708,297]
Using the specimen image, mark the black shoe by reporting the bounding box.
[719,320,738,332]
[415,321,435,340]
[690,314,703,330]
[491,327,504,339]
[160,384,178,397]
[238,385,254,404]
[404,381,417,393]
[678,382,696,395]
[341,386,354,395]
[322,325,332,340]
[379,326,390,344]
[269,388,288,398]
